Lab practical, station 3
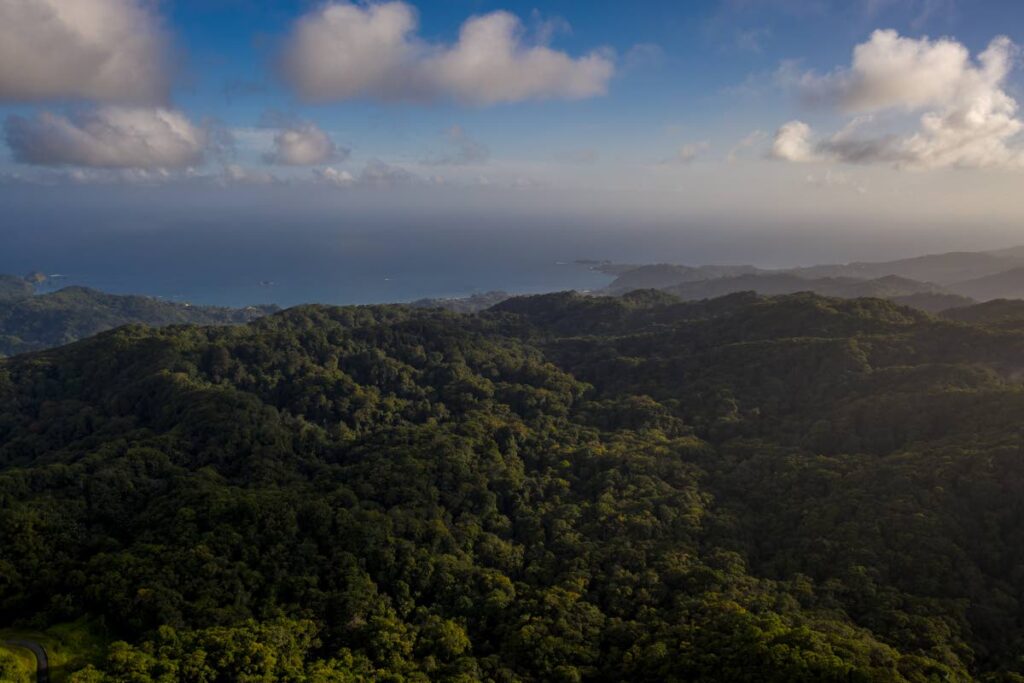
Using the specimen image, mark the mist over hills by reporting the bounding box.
[948,267,1024,302]
[601,246,1024,307]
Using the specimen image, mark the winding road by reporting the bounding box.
[2,640,48,683]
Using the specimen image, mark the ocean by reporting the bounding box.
[3,210,615,307]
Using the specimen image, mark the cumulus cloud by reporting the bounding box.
[264,122,348,166]
[802,29,1011,113]
[778,30,1024,169]
[0,0,169,103]
[770,121,819,162]
[4,107,208,169]
[424,125,489,165]
[280,1,614,105]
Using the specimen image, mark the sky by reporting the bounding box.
[5,0,1024,285]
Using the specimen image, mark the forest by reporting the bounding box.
[4,289,1024,680]
[0,279,276,358]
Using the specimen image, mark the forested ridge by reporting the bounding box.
[0,282,277,358]
[3,290,1024,680]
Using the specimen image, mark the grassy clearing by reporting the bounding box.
[0,643,36,683]
[0,618,108,682]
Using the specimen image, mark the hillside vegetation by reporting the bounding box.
[0,283,277,357]
[4,291,1024,679]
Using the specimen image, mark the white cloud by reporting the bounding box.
[803,29,1008,114]
[424,125,489,165]
[264,122,347,166]
[778,30,1024,169]
[314,166,355,187]
[0,166,204,186]
[314,160,417,189]
[770,121,819,162]
[0,0,168,103]
[280,1,614,105]
[4,107,208,169]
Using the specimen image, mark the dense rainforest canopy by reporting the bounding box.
[3,290,1024,680]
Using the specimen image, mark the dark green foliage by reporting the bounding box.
[4,291,1024,680]
[942,298,1024,327]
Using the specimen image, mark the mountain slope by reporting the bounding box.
[661,272,952,304]
[600,248,1024,299]
[604,263,761,293]
[890,290,975,312]
[4,293,1024,679]
[0,284,277,357]
[790,250,1021,284]
[941,297,1024,326]
[948,266,1024,301]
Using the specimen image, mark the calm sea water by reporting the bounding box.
[3,212,614,307]
[28,257,613,308]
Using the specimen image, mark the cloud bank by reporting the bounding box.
[5,107,208,169]
[264,122,347,166]
[314,160,418,189]
[776,30,1024,169]
[280,1,614,105]
[0,0,169,104]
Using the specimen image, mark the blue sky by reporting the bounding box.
[153,0,997,163]
[3,0,1024,234]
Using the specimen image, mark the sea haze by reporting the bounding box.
[5,185,1022,308]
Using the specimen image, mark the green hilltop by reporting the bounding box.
[0,280,277,357]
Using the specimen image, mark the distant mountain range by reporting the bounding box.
[600,246,1024,310]
[0,276,277,357]
[8,245,1024,359]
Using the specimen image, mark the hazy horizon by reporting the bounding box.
[6,180,1024,306]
